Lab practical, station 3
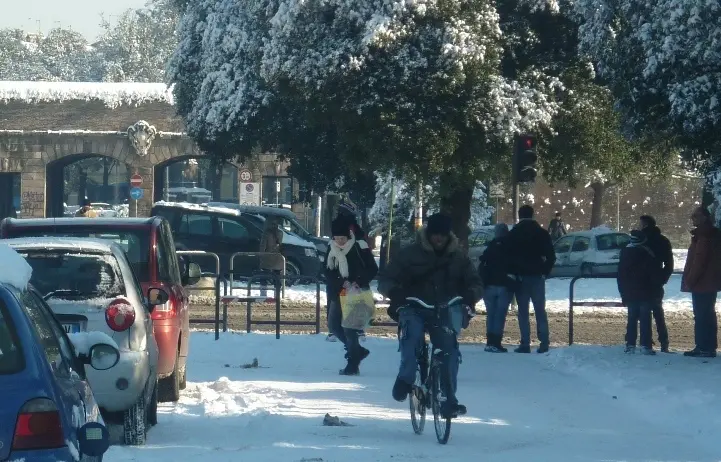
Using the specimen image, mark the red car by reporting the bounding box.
[0,217,201,402]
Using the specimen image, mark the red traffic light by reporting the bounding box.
[520,136,535,149]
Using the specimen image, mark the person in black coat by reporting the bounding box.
[504,205,556,353]
[479,223,516,353]
[325,217,378,375]
[617,230,664,355]
[639,215,673,352]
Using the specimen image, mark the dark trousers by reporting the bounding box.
[691,292,718,352]
[651,300,669,347]
[328,298,362,356]
[516,275,549,346]
[626,301,653,348]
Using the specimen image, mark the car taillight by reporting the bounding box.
[105,298,135,332]
[12,398,64,450]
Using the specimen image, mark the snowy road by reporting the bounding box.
[108,332,721,462]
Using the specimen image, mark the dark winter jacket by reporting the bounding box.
[324,241,378,300]
[505,219,556,277]
[478,237,516,288]
[642,226,674,284]
[682,223,721,293]
[548,218,566,241]
[378,228,483,316]
[617,243,664,303]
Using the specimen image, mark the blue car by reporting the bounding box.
[0,278,117,461]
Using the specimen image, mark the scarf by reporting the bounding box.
[326,234,356,279]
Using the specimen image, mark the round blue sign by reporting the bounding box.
[130,187,144,200]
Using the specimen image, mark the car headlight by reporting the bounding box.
[305,248,317,257]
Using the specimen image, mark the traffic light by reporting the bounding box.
[514,134,538,183]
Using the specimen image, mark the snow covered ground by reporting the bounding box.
[107,332,720,461]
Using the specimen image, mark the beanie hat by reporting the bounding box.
[426,213,453,236]
[629,230,647,245]
[337,198,358,217]
[331,218,351,238]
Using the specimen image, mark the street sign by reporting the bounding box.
[130,174,143,187]
[239,169,253,182]
[239,182,260,206]
[130,187,144,201]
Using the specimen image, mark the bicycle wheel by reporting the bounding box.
[409,345,428,434]
[431,362,452,444]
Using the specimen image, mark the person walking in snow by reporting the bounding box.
[325,217,378,375]
[548,211,567,241]
[479,223,515,352]
[681,207,721,357]
[506,205,556,353]
[639,215,673,352]
[618,230,663,355]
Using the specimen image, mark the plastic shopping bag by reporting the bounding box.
[340,287,375,330]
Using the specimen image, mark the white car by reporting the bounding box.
[550,229,631,278]
[90,203,118,218]
[5,237,168,446]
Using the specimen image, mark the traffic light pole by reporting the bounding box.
[511,141,519,224]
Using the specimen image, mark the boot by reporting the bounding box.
[392,378,412,402]
[484,333,495,352]
[339,351,360,376]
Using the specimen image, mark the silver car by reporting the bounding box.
[5,237,168,446]
[550,230,631,277]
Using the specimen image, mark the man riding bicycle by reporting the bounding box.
[378,213,483,418]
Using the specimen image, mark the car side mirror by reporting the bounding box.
[78,421,111,457]
[83,343,120,371]
[147,288,170,306]
[184,262,202,286]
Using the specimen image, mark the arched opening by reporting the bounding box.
[153,156,239,204]
[46,154,131,218]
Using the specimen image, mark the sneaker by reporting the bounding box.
[326,333,338,342]
[392,378,413,402]
[339,363,359,376]
[440,402,467,419]
[624,345,636,354]
[358,332,367,343]
[640,347,656,355]
[684,348,702,357]
[660,344,670,353]
[537,344,549,354]
[515,345,531,354]
[485,345,503,353]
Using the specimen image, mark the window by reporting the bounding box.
[554,236,574,254]
[179,213,213,236]
[596,233,631,251]
[20,291,71,378]
[20,251,124,299]
[217,217,249,240]
[155,234,170,281]
[571,237,591,252]
[261,176,293,206]
[0,301,24,375]
[160,222,182,285]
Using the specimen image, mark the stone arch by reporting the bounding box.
[153,153,242,203]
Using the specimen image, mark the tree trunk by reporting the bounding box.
[439,182,473,251]
[589,182,606,229]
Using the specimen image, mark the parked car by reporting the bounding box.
[0,244,117,461]
[550,229,631,278]
[5,237,169,446]
[206,201,329,260]
[90,203,118,218]
[151,202,322,284]
[0,217,201,404]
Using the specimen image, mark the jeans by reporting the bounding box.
[691,292,718,352]
[328,299,362,356]
[483,285,512,336]
[397,309,460,406]
[515,275,549,346]
[626,301,653,348]
[651,300,669,347]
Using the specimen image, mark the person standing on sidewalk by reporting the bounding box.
[618,230,663,355]
[682,207,721,358]
[506,205,556,353]
[639,215,673,352]
[548,211,567,242]
[479,223,515,353]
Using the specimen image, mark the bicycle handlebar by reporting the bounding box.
[405,296,464,309]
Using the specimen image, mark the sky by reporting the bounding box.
[1,0,147,41]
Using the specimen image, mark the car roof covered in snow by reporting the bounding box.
[205,202,297,219]
[0,242,33,290]
[1,217,156,228]
[153,200,242,217]
[3,236,121,254]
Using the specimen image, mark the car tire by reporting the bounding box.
[158,349,181,403]
[123,391,147,446]
[285,259,304,286]
[147,381,159,426]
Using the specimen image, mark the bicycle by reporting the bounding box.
[404,296,465,445]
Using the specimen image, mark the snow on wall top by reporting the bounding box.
[0,243,33,290]
[0,81,175,109]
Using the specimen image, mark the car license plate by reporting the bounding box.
[62,323,81,334]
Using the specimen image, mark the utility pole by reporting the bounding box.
[386,177,395,264]
[414,182,423,229]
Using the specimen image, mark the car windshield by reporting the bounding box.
[0,301,24,375]
[20,251,124,299]
[595,233,631,251]
[7,229,150,281]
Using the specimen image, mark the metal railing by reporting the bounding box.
[228,251,287,298]
[176,250,223,340]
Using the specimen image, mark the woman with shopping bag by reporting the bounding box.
[326,217,379,375]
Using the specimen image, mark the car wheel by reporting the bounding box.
[284,260,301,286]
[123,391,147,446]
[158,349,181,403]
[147,381,158,426]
